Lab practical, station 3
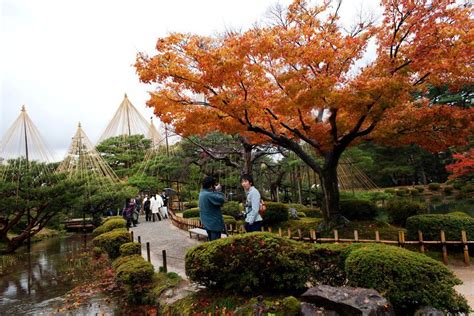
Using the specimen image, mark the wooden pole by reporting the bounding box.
[162,250,168,273]
[334,230,339,244]
[375,231,380,243]
[138,236,141,244]
[418,231,425,253]
[146,242,151,262]
[461,230,470,266]
[440,230,448,265]
[354,230,359,242]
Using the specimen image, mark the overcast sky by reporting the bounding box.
[1,0,379,161]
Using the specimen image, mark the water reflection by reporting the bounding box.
[0,235,120,315]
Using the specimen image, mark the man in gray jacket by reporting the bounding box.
[199,176,226,241]
[241,174,263,232]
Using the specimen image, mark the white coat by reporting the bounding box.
[150,196,164,214]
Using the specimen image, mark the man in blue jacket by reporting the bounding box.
[199,176,225,241]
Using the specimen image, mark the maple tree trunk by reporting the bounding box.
[242,142,252,176]
[319,165,348,228]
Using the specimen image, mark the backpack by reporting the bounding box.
[259,200,266,217]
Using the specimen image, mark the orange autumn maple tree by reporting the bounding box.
[136,0,474,227]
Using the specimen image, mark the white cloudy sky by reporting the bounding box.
[1,0,380,161]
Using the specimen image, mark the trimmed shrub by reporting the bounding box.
[92,246,103,259]
[184,200,198,209]
[183,208,200,218]
[339,199,377,220]
[406,214,474,241]
[444,185,454,195]
[102,216,123,224]
[92,218,127,236]
[452,181,463,190]
[263,202,289,224]
[221,201,242,218]
[384,189,396,194]
[428,182,441,191]
[409,188,419,196]
[287,203,309,213]
[115,256,154,304]
[185,233,342,292]
[461,184,474,193]
[93,230,131,259]
[116,257,154,285]
[345,244,469,315]
[448,211,471,217]
[386,200,426,227]
[222,215,236,226]
[395,188,408,197]
[297,212,306,218]
[415,186,425,193]
[304,208,322,218]
[120,242,141,257]
[112,254,143,270]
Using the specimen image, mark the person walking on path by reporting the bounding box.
[143,195,152,222]
[241,174,263,232]
[122,198,136,228]
[160,191,169,219]
[199,176,225,241]
[151,193,164,222]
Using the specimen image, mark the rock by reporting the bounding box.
[414,306,445,316]
[301,285,395,316]
[300,302,337,315]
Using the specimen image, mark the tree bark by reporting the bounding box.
[242,141,253,176]
[318,155,349,229]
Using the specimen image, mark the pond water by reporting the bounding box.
[0,234,121,315]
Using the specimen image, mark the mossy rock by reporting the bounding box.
[120,242,141,256]
[93,230,131,259]
[93,218,127,236]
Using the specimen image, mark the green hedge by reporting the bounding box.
[223,215,236,226]
[444,185,454,194]
[112,254,143,270]
[428,183,441,191]
[183,208,200,218]
[340,199,377,220]
[92,218,127,236]
[102,216,124,224]
[263,202,289,224]
[221,201,242,218]
[115,256,155,304]
[93,230,131,259]
[415,186,425,192]
[185,232,338,292]
[406,214,474,241]
[120,242,142,257]
[303,208,322,218]
[386,200,426,227]
[184,200,198,209]
[297,212,306,218]
[461,184,474,193]
[345,244,469,314]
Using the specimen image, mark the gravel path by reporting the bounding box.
[450,264,474,310]
[130,217,201,278]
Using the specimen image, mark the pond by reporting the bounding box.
[0,234,122,315]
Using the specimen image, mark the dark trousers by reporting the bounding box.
[145,210,151,221]
[245,221,263,232]
[206,230,221,241]
[152,213,162,222]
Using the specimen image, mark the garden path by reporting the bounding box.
[130,217,201,278]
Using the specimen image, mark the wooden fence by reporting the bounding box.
[168,210,472,266]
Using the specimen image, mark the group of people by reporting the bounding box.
[143,192,169,222]
[199,174,263,241]
[122,191,169,228]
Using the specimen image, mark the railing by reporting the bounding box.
[168,210,472,266]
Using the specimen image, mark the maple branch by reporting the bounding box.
[265,108,325,156]
[298,109,310,131]
[184,137,240,169]
[413,72,431,86]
